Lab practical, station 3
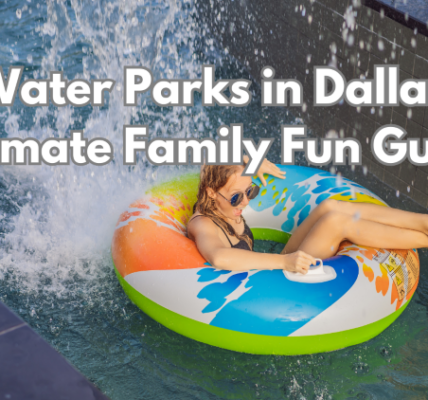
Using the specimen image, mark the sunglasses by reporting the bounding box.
[217,184,260,207]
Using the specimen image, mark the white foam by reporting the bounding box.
[0,0,208,297]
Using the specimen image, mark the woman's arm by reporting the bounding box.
[189,217,316,273]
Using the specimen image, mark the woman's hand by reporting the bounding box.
[243,156,286,186]
[283,250,317,274]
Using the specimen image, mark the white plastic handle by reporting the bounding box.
[306,258,325,275]
[283,259,337,283]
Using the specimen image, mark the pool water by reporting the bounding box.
[1,0,428,399]
[1,230,428,399]
[377,0,428,24]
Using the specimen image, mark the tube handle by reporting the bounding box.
[306,258,325,275]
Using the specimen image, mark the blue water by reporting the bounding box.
[1,1,428,399]
[378,0,428,24]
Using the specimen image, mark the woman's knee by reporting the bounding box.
[317,199,339,215]
[318,211,351,239]
[318,198,359,218]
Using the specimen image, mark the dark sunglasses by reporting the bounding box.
[217,184,260,207]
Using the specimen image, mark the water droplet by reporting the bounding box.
[16,9,22,19]
[411,38,416,48]
[353,211,361,221]
[407,186,410,193]
[378,40,384,51]
[326,129,338,138]
[379,346,393,359]
[363,166,368,175]
[352,362,370,374]
[27,55,33,64]
[262,67,274,79]
[396,190,400,197]
[407,109,412,119]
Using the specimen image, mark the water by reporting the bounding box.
[377,0,428,25]
[0,0,428,399]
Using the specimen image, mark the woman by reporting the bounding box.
[187,160,428,274]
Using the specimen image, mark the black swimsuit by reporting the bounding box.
[190,215,254,251]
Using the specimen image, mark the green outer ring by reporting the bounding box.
[251,227,291,243]
[114,263,411,355]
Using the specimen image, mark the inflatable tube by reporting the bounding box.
[111,165,420,355]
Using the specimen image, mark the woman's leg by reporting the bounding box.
[297,211,428,259]
[332,200,428,232]
[282,199,337,254]
[283,199,428,254]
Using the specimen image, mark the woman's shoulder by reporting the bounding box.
[188,213,214,229]
[187,214,219,240]
[188,213,213,228]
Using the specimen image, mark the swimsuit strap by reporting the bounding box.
[189,215,234,247]
[210,219,235,247]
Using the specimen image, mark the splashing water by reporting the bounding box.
[0,0,212,295]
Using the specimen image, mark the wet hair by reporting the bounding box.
[193,164,253,250]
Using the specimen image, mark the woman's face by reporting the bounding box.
[211,166,253,221]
